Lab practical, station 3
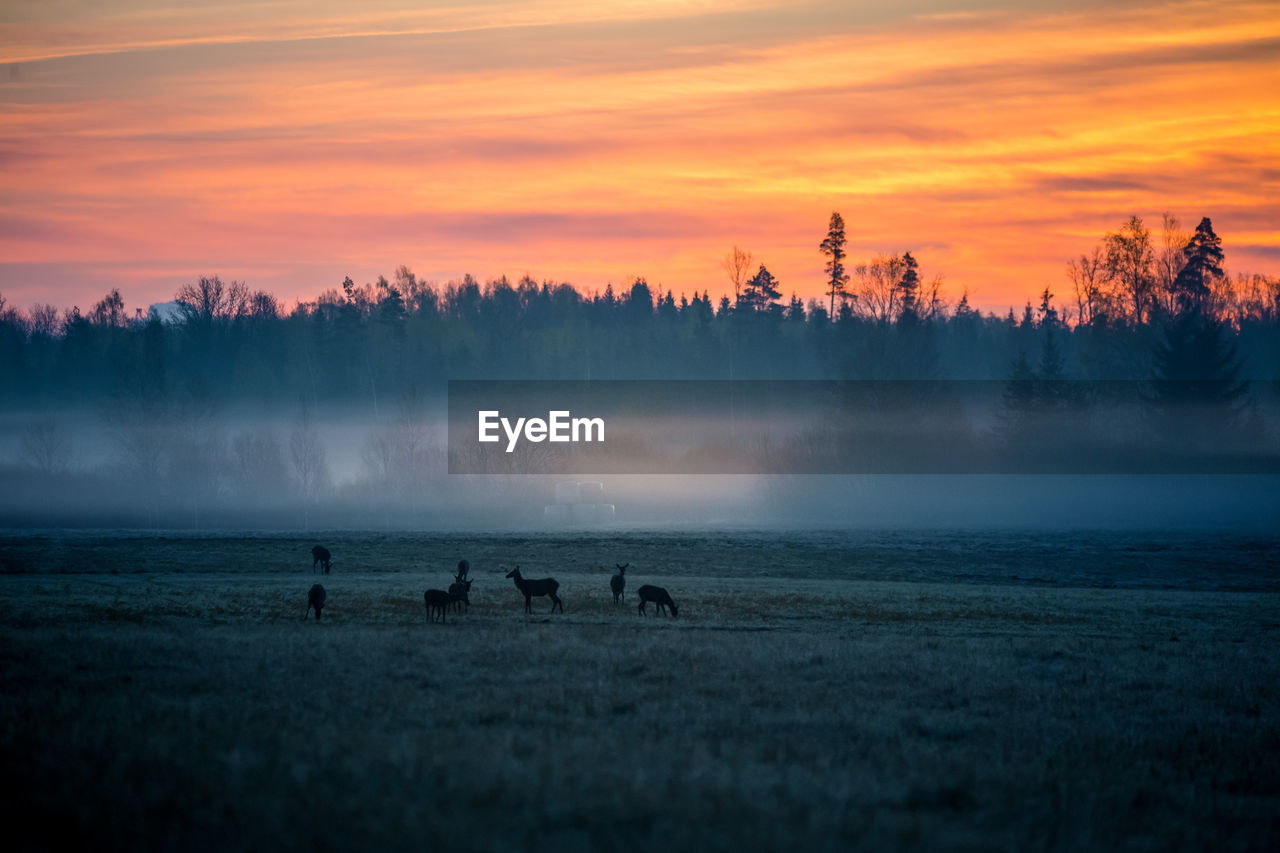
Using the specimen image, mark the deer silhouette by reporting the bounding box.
[306,583,326,620]
[424,588,464,624]
[506,565,562,614]
[448,579,472,613]
[311,545,331,575]
[455,559,470,583]
[611,563,628,604]
[637,584,677,617]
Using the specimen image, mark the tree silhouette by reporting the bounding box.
[819,212,849,321]
[720,246,753,305]
[1104,216,1155,324]
[1172,217,1224,314]
[1149,221,1247,456]
[740,263,782,313]
[1149,308,1248,453]
[897,251,919,324]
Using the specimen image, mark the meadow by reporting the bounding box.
[0,531,1276,851]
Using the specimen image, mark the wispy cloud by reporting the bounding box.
[0,0,1276,311]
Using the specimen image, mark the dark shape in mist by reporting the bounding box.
[306,584,326,620]
[1148,309,1249,451]
[21,419,73,476]
[311,545,331,574]
[611,563,627,604]
[506,565,563,614]
[448,579,472,613]
[424,588,462,623]
[637,584,677,617]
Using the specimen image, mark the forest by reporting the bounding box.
[1,214,1278,408]
[0,214,1278,528]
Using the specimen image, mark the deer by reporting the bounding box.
[611,563,628,604]
[424,588,464,624]
[505,565,563,614]
[455,559,470,583]
[311,545,331,575]
[637,584,677,617]
[306,584,326,620]
[448,579,472,613]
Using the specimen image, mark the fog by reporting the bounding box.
[2,398,1277,531]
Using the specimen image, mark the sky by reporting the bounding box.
[1,0,1277,316]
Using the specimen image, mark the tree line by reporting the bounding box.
[1,215,1277,408]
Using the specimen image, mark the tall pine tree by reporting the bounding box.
[819,212,849,321]
[1172,216,1224,314]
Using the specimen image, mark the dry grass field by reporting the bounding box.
[0,531,1277,851]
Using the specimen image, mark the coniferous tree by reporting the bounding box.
[1150,220,1247,452]
[1172,217,1224,314]
[819,212,849,321]
[897,251,919,323]
[741,264,782,313]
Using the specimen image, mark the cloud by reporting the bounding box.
[0,0,1276,313]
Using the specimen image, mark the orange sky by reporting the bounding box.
[1,0,1277,315]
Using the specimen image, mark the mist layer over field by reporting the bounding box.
[2,400,1280,530]
[1,531,1277,850]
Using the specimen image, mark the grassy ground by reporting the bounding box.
[0,533,1277,851]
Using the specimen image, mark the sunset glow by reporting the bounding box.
[2,0,1277,313]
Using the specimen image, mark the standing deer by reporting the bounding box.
[306,584,326,620]
[455,559,470,583]
[611,563,628,604]
[311,545,331,575]
[424,588,463,624]
[505,565,563,614]
[637,584,677,617]
[448,579,472,613]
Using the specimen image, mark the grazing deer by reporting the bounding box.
[311,545,331,575]
[637,584,677,617]
[611,563,628,604]
[448,579,472,613]
[424,588,463,624]
[306,584,326,620]
[505,565,563,614]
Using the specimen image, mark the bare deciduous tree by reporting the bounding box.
[720,246,753,305]
[1154,212,1189,319]
[290,402,331,511]
[851,254,906,323]
[21,419,73,475]
[176,276,249,324]
[28,304,59,337]
[1104,215,1155,324]
[89,289,128,327]
[1066,246,1108,325]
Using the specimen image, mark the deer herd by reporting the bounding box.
[304,550,679,624]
